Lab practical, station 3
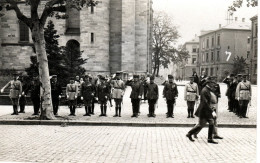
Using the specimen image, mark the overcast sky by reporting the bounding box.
[153,0,258,45]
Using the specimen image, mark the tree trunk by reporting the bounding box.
[156,63,160,77]
[31,21,55,120]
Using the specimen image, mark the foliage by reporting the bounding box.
[228,0,258,15]
[152,12,189,76]
[232,56,248,74]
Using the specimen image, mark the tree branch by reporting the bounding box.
[5,0,32,28]
[30,0,40,20]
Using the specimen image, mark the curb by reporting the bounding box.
[0,120,256,128]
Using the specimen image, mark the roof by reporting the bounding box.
[199,21,251,37]
[184,36,199,45]
[250,15,258,21]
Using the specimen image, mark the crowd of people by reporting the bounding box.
[0,70,252,144]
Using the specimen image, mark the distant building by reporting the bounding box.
[249,15,257,84]
[197,20,251,81]
[178,35,199,80]
[0,0,153,75]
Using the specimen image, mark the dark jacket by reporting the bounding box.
[51,81,62,100]
[146,82,159,100]
[80,81,95,100]
[229,80,238,99]
[28,80,41,100]
[129,81,143,99]
[195,86,214,119]
[163,82,178,100]
[97,82,111,101]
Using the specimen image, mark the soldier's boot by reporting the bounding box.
[147,106,151,117]
[118,107,121,117]
[11,105,16,115]
[99,106,104,116]
[83,106,88,116]
[19,105,24,113]
[104,105,107,117]
[88,107,92,116]
[187,109,190,118]
[113,107,118,117]
[14,105,18,115]
[191,109,195,118]
[72,106,76,116]
[91,104,95,115]
[208,125,218,144]
[152,108,156,117]
[69,106,73,116]
[186,126,202,141]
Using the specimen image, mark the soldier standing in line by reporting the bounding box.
[89,75,97,115]
[141,75,148,103]
[111,72,125,117]
[18,75,29,113]
[186,81,218,144]
[97,76,111,117]
[184,76,199,118]
[223,74,235,112]
[1,73,22,115]
[27,74,41,115]
[50,75,62,116]
[236,74,251,118]
[129,75,143,118]
[66,77,78,116]
[80,75,95,116]
[146,76,158,117]
[163,75,178,118]
[75,75,82,108]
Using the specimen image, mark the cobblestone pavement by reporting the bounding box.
[0,84,257,125]
[0,125,256,163]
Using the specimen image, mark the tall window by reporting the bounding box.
[217,35,220,46]
[91,5,94,14]
[206,38,209,48]
[206,53,209,62]
[211,52,214,61]
[19,21,29,42]
[192,57,196,64]
[192,48,196,53]
[210,67,214,76]
[217,51,220,61]
[254,40,257,57]
[211,37,214,47]
[205,68,208,75]
[202,40,205,49]
[247,37,250,44]
[202,53,205,62]
[247,51,250,58]
[91,33,94,43]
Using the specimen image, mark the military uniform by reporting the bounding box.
[80,75,96,116]
[111,74,125,117]
[90,76,97,114]
[66,79,78,116]
[236,75,251,118]
[129,75,143,117]
[146,76,158,117]
[223,74,234,111]
[97,76,111,116]
[18,76,29,113]
[163,75,178,118]
[184,77,199,118]
[28,76,41,115]
[50,75,62,115]
[1,73,22,115]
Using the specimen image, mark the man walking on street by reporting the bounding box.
[163,75,178,118]
[186,81,218,144]
[236,74,251,118]
[66,77,78,116]
[1,73,22,115]
[130,75,143,118]
[184,76,199,118]
[146,76,159,117]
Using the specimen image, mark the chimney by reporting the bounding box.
[219,24,221,28]
[235,17,238,21]
[242,18,245,22]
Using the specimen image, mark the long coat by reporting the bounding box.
[97,82,111,102]
[80,81,95,100]
[129,81,143,99]
[51,81,62,100]
[195,86,214,119]
[146,82,159,100]
[163,82,178,101]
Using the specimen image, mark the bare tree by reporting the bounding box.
[0,0,98,120]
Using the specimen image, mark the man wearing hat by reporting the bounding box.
[1,73,22,115]
[18,75,30,113]
[199,70,207,94]
[97,76,111,116]
[184,76,199,118]
[89,75,97,114]
[50,75,62,116]
[231,74,242,116]
[111,72,125,117]
[75,76,82,108]
[129,74,144,117]
[223,74,235,112]
[146,76,159,117]
[236,74,251,118]
[66,77,78,116]
[80,75,96,116]
[163,75,178,118]
[186,81,218,144]
[27,73,41,115]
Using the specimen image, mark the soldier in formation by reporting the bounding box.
[146,76,158,117]
[66,77,78,116]
[80,75,95,116]
[28,74,41,115]
[129,75,143,118]
[50,75,62,116]
[97,76,111,117]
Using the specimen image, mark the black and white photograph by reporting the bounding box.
[0,0,258,162]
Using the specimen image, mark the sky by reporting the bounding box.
[152,0,258,45]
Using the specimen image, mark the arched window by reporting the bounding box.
[19,21,29,42]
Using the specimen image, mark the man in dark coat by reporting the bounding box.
[163,75,178,118]
[223,74,235,111]
[146,76,159,117]
[27,74,41,115]
[18,75,30,113]
[186,82,218,144]
[50,75,62,116]
[129,75,143,117]
[199,70,207,94]
[97,76,111,116]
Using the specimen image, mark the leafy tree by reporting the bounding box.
[0,0,98,120]
[152,12,189,76]
[228,0,258,15]
[232,56,248,74]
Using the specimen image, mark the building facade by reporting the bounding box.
[249,15,257,84]
[178,36,199,80]
[0,0,153,75]
[197,21,251,81]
